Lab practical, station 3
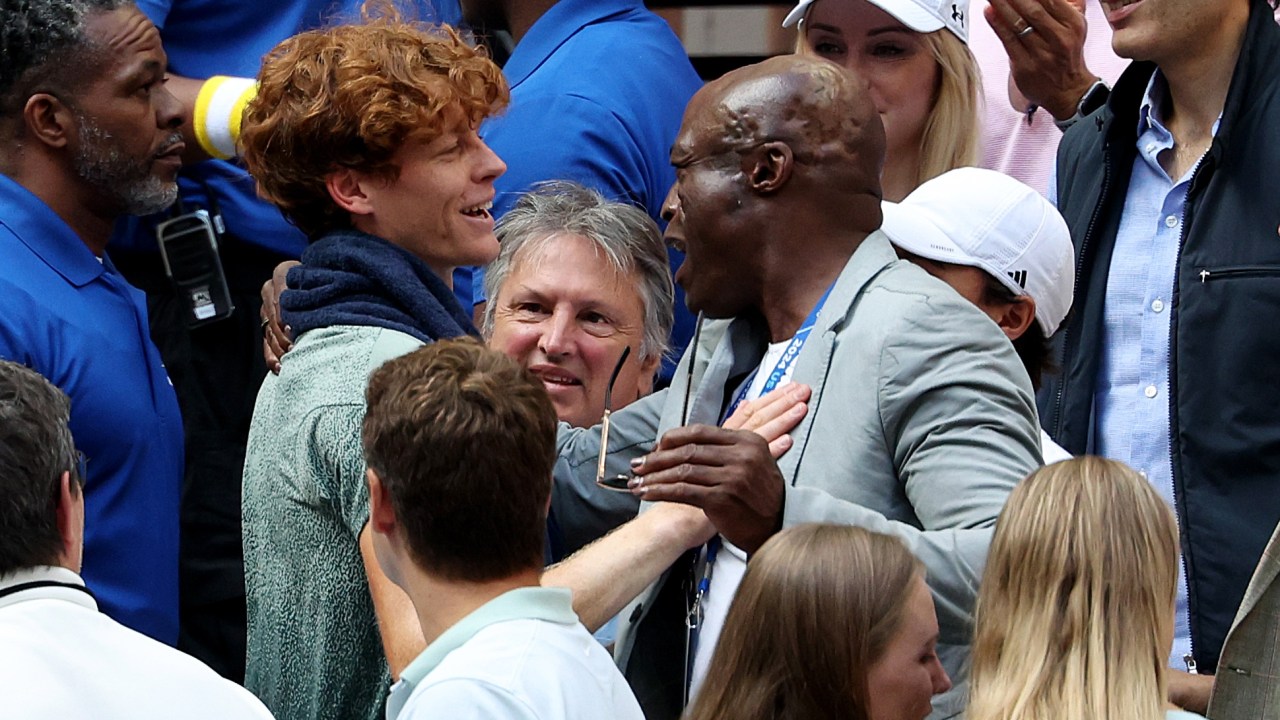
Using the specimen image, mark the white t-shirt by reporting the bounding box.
[1041,429,1073,465]
[688,338,796,702]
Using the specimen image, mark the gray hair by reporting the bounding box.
[483,181,675,363]
[0,360,81,574]
[0,0,130,126]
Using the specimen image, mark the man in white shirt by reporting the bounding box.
[363,339,643,720]
[0,359,272,719]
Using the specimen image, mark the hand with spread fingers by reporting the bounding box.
[629,424,784,555]
[260,260,300,374]
[985,0,1099,121]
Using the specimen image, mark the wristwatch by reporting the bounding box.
[1054,80,1110,131]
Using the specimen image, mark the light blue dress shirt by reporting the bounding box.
[1093,71,1220,670]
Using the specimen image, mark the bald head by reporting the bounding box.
[687,55,885,209]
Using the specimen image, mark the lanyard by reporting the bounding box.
[721,283,834,422]
[0,579,95,602]
[686,282,834,699]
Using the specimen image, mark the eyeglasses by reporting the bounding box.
[594,315,704,493]
[595,346,635,492]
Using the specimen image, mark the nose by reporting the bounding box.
[659,184,680,224]
[475,137,507,182]
[538,308,576,358]
[930,658,952,695]
[156,80,183,131]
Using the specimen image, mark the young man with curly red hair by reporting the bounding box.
[237,17,507,720]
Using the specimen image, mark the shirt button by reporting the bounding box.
[1165,215,1179,228]
[1152,299,1165,313]
[1145,385,1158,398]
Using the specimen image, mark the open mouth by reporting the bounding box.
[529,366,582,388]
[666,235,687,254]
[460,200,493,220]
[1101,0,1141,8]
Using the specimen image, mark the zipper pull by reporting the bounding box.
[1199,269,1211,283]
[1184,652,1199,675]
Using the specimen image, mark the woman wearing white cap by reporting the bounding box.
[784,0,980,202]
[880,167,1074,464]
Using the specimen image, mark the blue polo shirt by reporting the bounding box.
[0,174,185,644]
[114,0,462,257]
[453,0,703,377]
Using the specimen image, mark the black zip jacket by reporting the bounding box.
[1044,0,1280,673]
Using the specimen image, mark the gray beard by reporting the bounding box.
[72,112,179,216]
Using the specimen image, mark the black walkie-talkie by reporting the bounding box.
[155,207,235,326]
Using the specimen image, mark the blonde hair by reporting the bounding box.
[917,29,980,186]
[967,457,1179,720]
[686,524,922,720]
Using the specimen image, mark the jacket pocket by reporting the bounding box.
[1194,265,1280,283]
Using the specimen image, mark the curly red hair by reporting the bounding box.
[240,18,508,238]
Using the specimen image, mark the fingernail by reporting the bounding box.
[630,456,644,470]
[628,476,644,489]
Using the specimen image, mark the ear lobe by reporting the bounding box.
[23,93,76,149]
[367,468,398,536]
[742,141,794,194]
[996,296,1037,341]
[326,168,376,217]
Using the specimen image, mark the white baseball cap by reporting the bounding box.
[880,167,1075,336]
[783,0,970,44]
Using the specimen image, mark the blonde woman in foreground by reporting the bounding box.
[686,524,951,720]
[967,457,1206,720]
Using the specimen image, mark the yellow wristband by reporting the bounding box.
[193,75,257,160]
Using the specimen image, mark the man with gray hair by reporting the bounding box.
[0,360,270,718]
[484,181,675,560]
[0,0,185,643]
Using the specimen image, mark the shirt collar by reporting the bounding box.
[502,0,639,88]
[0,173,106,288]
[1136,69,1223,146]
[0,566,96,612]
[387,586,577,718]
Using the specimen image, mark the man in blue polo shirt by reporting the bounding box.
[0,0,185,644]
[454,0,703,378]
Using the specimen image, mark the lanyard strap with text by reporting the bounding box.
[721,283,834,422]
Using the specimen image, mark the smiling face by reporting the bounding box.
[358,113,506,277]
[866,574,952,720]
[802,0,939,179]
[487,233,658,427]
[71,6,184,216]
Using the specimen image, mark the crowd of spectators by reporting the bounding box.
[2,0,1280,719]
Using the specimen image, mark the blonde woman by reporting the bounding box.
[967,457,1206,720]
[686,524,951,720]
[785,0,981,201]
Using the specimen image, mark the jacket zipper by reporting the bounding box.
[1195,264,1280,282]
[1169,149,1214,669]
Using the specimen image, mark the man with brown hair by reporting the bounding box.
[364,339,643,720]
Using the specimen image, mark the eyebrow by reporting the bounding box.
[808,22,913,38]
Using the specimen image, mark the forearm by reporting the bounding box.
[543,502,712,633]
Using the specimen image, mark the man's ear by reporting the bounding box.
[55,471,84,572]
[995,296,1037,341]
[367,468,397,536]
[326,168,376,217]
[741,140,794,195]
[23,93,77,150]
